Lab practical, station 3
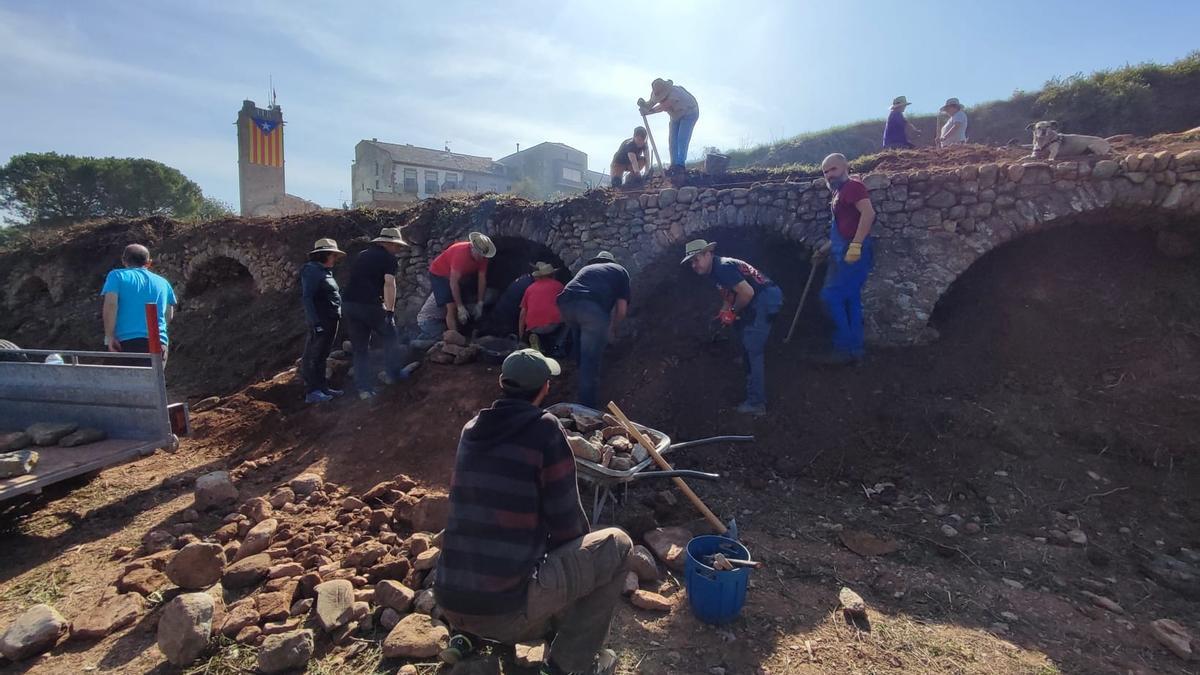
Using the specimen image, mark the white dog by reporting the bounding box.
[1026,121,1112,161]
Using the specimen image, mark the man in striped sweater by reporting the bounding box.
[434,349,632,675]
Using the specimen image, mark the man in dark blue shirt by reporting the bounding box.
[342,227,409,400]
[682,239,784,416]
[882,96,920,149]
[299,238,346,403]
[556,251,630,408]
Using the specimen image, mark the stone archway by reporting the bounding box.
[182,247,264,297]
[7,274,52,310]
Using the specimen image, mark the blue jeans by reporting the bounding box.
[736,286,784,407]
[669,111,699,169]
[343,301,407,392]
[819,225,874,357]
[557,298,610,408]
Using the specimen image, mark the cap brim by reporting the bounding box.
[544,357,561,376]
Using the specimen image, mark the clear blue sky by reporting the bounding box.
[1,0,1197,209]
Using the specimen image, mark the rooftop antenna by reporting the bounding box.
[516,142,520,153]
[269,75,277,108]
[444,141,451,153]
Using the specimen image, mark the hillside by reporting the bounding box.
[723,51,1200,170]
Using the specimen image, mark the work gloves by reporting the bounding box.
[845,242,863,263]
[470,302,484,320]
[717,308,737,327]
[383,311,395,329]
[456,305,470,325]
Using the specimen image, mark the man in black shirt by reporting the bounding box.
[609,127,649,188]
[342,227,409,400]
[556,251,630,407]
[299,238,346,404]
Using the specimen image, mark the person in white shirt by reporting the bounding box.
[939,98,969,146]
[638,78,699,174]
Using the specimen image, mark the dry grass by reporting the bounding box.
[0,567,71,606]
[182,637,258,675]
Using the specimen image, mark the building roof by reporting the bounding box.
[497,141,585,164]
[362,140,500,174]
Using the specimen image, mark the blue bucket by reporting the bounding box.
[685,535,751,625]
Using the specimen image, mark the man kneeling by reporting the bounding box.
[434,349,631,675]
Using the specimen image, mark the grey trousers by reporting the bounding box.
[443,528,633,672]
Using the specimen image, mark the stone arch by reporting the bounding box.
[8,273,52,310]
[182,246,264,297]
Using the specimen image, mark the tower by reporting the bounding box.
[236,99,285,216]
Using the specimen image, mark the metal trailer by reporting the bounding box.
[1,307,185,502]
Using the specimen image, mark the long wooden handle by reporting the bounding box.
[784,262,821,343]
[641,113,664,174]
[608,402,726,534]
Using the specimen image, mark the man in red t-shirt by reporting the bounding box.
[519,262,567,356]
[429,232,496,333]
[812,153,876,364]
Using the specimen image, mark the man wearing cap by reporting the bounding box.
[639,78,699,174]
[682,240,784,416]
[101,243,178,364]
[882,96,921,149]
[811,153,876,365]
[342,227,409,400]
[939,98,969,146]
[556,251,630,408]
[436,348,630,675]
[609,127,650,188]
[299,238,346,404]
[519,261,567,356]
[429,232,496,333]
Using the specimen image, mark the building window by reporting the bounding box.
[425,171,439,194]
[403,168,418,193]
[375,161,380,176]
[443,172,459,191]
[467,181,478,192]
[562,167,582,183]
[375,179,380,189]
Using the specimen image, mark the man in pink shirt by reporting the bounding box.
[429,232,496,333]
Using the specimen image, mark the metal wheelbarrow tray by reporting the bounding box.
[547,402,752,523]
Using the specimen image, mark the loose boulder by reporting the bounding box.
[0,450,38,479]
[290,473,323,497]
[381,613,449,658]
[0,604,68,661]
[71,593,145,641]
[629,545,661,582]
[222,553,272,589]
[156,593,214,666]
[257,628,315,674]
[314,579,355,632]
[630,590,673,612]
[234,518,278,562]
[166,542,227,590]
[194,471,238,510]
[25,422,78,446]
[644,527,693,572]
[59,428,108,447]
[0,431,32,452]
[375,580,416,613]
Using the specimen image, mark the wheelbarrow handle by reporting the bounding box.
[667,436,755,452]
[629,469,720,481]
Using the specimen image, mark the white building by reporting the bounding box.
[351,140,512,207]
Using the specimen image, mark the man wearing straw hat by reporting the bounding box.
[882,96,921,149]
[429,232,497,333]
[939,97,969,146]
[519,261,567,356]
[299,238,346,404]
[342,227,409,400]
[556,251,630,408]
[638,78,699,174]
[681,239,784,416]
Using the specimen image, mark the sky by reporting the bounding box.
[1,0,1198,210]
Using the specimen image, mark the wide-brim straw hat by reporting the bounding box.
[469,232,496,258]
[892,95,911,108]
[680,239,717,265]
[371,227,408,245]
[310,238,346,256]
[531,261,557,278]
[940,97,963,112]
[588,251,617,265]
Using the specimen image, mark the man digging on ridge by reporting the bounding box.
[609,126,649,188]
[342,227,410,400]
[299,237,346,404]
[429,231,496,335]
[810,153,876,365]
[434,348,631,675]
[682,239,784,416]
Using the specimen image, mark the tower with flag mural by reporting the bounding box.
[236,99,285,216]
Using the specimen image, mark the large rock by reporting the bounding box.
[289,473,323,496]
[166,542,226,589]
[381,613,449,658]
[0,450,39,478]
[117,567,169,596]
[1148,618,1194,661]
[219,602,261,638]
[414,547,440,571]
[156,593,213,666]
[222,553,271,589]
[59,427,108,447]
[375,580,416,613]
[25,422,78,446]
[257,628,314,674]
[0,604,68,661]
[393,492,451,532]
[629,590,673,612]
[314,579,354,632]
[644,527,692,572]
[234,518,278,562]
[0,431,32,452]
[629,545,661,582]
[194,471,238,510]
[71,593,145,641]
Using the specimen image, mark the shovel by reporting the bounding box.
[783,259,822,343]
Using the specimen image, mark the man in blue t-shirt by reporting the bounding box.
[882,95,921,149]
[681,239,784,416]
[101,244,178,363]
[556,251,630,408]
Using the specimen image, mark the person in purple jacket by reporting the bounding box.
[882,95,921,149]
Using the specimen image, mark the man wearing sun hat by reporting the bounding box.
[682,239,784,416]
[299,238,347,404]
[519,261,567,356]
[436,348,630,675]
[556,251,631,408]
[429,231,496,333]
[343,226,409,400]
[882,95,921,149]
[939,97,969,146]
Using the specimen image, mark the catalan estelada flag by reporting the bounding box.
[248,116,283,167]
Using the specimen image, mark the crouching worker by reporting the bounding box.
[609,126,649,188]
[520,261,567,356]
[435,349,631,675]
[300,238,346,403]
[429,232,496,333]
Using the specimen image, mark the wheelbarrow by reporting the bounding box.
[547,403,753,524]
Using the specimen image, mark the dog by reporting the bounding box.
[1026,121,1112,161]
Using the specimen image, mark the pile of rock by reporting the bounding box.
[425,330,480,366]
[558,410,654,472]
[1,423,109,478]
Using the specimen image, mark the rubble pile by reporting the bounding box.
[558,409,656,472]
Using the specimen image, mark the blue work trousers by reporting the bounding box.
[818,225,874,357]
[669,111,699,169]
[736,285,784,407]
[557,298,610,408]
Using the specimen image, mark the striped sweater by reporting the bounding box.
[433,398,589,615]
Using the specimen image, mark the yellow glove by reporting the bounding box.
[844,242,863,263]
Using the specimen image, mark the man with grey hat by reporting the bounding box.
[556,251,630,408]
[300,238,346,404]
[883,96,921,149]
[939,98,969,146]
[682,239,783,416]
[436,348,630,675]
[429,231,497,333]
[342,227,409,400]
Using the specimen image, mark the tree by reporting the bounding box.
[0,152,208,225]
[192,195,234,222]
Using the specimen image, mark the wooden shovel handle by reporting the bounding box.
[607,402,727,534]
